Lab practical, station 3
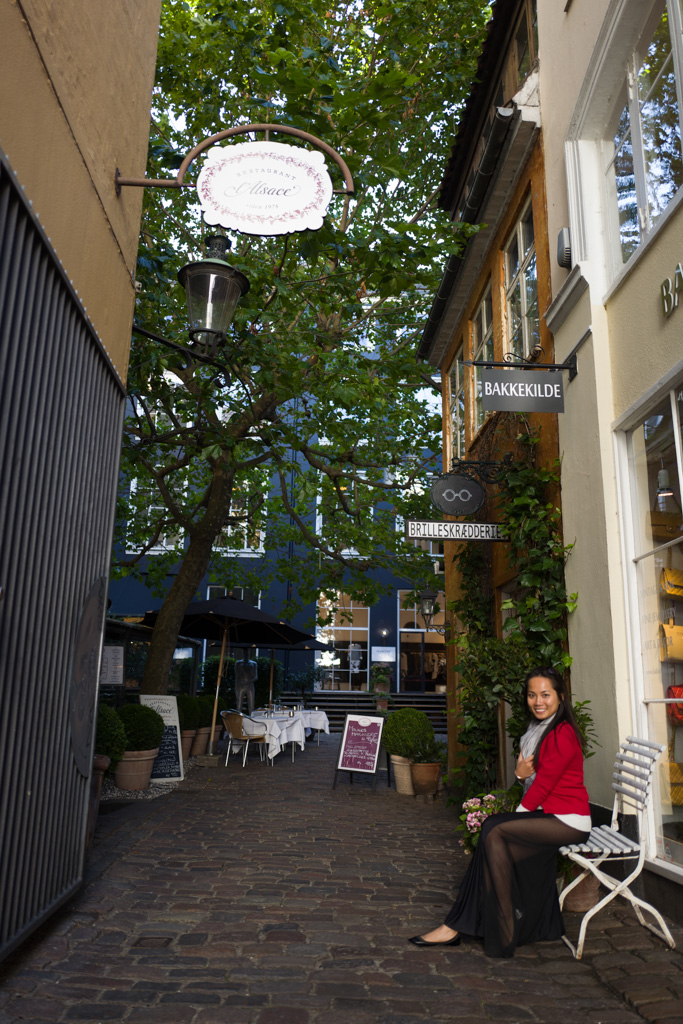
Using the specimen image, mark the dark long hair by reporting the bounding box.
[524,666,585,765]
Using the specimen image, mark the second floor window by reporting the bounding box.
[448,345,465,458]
[605,1,683,266]
[504,198,539,358]
[473,285,494,430]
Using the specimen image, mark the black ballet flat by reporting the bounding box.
[408,934,461,947]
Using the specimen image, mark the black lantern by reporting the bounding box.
[178,235,250,357]
[418,585,439,631]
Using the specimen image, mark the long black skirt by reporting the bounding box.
[444,811,590,958]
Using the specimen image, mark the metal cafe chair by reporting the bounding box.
[221,710,271,767]
[559,735,676,959]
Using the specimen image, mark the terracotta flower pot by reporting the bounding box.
[410,762,441,796]
[181,729,196,760]
[390,754,415,796]
[114,748,159,791]
[190,726,211,756]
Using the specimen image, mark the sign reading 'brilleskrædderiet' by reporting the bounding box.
[481,368,564,413]
[406,520,505,542]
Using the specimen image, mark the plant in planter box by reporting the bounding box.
[115,703,165,791]
[382,707,434,796]
[406,736,447,796]
[95,702,127,772]
[370,665,394,708]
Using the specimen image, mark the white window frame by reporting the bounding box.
[448,344,466,460]
[214,486,265,557]
[566,0,683,296]
[615,362,683,880]
[503,197,539,359]
[125,479,183,555]
[472,284,494,430]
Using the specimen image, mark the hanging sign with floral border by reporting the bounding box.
[196,141,334,235]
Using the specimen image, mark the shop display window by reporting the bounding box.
[628,386,683,867]
[398,589,446,693]
[316,592,369,690]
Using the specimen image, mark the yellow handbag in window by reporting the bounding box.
[667,731,683,806]
[659,619,683,661]
[660,568,683,599]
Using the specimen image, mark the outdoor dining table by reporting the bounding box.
[300,709,330,743]
[249,710,307,761]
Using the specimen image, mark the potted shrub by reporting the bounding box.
[191,694,215,755]
[370,665,393,710]
[407,736,447,797]
[115,703,165,791]
[177,693,200,759]
[86,703,128,855]
[382,707,434,796]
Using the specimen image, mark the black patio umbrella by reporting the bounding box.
[141,597,317,751]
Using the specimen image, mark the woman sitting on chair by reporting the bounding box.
[409,666,591,958]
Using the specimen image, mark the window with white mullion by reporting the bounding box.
[472,286,494,430]
[504,200,538,359]
[447,345,465,458]
[606,0,683,265]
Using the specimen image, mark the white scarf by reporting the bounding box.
[519,712,557,793]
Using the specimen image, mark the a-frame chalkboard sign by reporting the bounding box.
[333,713,390,790]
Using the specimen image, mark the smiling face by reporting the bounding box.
[526,675,562,720]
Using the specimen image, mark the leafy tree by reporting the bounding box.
[114,0,491,693]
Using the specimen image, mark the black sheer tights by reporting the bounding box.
[444,811,589,958]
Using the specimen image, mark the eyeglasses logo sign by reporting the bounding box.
[430,473,485,516]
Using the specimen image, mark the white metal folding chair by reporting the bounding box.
[559,735,676,959]
[221,710,271,767]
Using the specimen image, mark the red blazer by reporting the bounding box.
[520,720,590,815]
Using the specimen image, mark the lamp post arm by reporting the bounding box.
[116,123,355,195]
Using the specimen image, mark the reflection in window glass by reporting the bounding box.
[637,545,683,867]
[316,592,369,691]
[473,286,494,430]
[606,1,683,264]
[504,199,538,358]
[629,394,683,554]
[448,345,465,459]
[398,589,446,694]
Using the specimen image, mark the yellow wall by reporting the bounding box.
[0,0,161,380]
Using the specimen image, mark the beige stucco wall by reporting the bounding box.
[538,0,638,809]
[538,0,612,298]
[0,0,161,381]
[608,204,683,415]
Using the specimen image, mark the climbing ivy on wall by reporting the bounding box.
[449,422,578,795]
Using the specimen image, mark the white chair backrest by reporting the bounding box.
[612,736,664,814]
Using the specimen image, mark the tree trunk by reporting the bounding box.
[140,466,232,695]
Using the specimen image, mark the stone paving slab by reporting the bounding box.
[1,734,683,1023]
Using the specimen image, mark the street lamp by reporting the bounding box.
[177,235,250,358]
[418,584,446,634]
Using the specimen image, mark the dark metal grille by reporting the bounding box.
[0,150,126,960]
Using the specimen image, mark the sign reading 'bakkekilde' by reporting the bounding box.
[406,520,505,541]
[481,368,564,413]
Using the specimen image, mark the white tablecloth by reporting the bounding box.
[301,710,330,735]
[249,711,306,759]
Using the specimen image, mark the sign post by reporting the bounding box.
[333,714,388,790]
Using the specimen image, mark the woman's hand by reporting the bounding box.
[515,753,534,781]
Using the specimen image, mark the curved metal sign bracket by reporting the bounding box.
[116,123,355,196]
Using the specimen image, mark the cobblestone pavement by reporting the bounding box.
[2,734,683,1024]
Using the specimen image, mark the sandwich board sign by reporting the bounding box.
[333,714,389,790]
[140,695,183,783]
